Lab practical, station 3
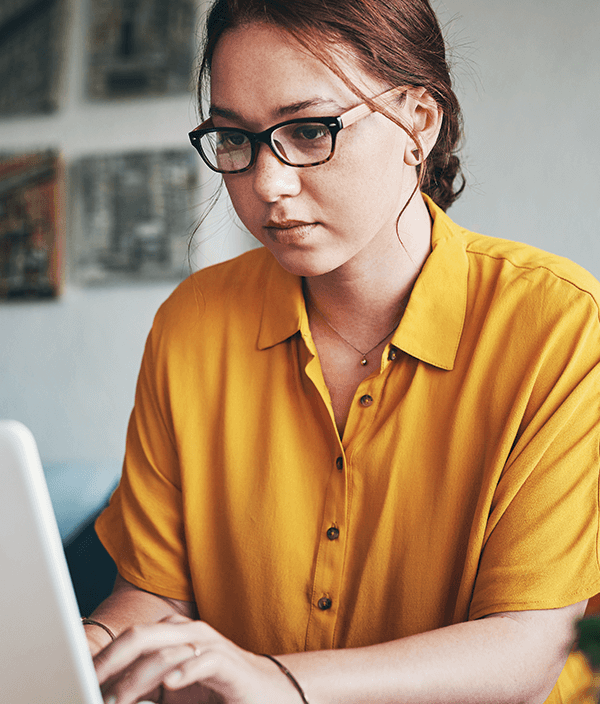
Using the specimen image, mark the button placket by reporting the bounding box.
[305,451,347,650]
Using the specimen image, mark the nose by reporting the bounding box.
[252,143,302,202]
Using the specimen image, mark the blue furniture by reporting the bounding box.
[43,460,120,615]
[43,460,120,543]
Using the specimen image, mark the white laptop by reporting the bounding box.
[0,420,103,704]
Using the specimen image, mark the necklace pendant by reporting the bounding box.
[360,358,368,366]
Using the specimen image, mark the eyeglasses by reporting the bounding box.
[188,87,406,174]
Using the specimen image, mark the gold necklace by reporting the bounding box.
[308,297,407,366]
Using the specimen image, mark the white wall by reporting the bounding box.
[0,0,250,463]
[435,0,600,272]
[1,0,598,464]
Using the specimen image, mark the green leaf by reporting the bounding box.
[577,617,600,669]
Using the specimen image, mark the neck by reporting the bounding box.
[303,193,432,336]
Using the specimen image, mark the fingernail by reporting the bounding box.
[104,697,117,704]
[165,668,183,685]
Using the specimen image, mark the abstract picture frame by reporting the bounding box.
[0,151,64,300]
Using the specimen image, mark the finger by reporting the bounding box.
[162,648,215,691]
[104,687,162,704]
[160,626,260,693]
[101,644,199,704]
[95,621,210,685]
[102,677,161,704]
[159,613,191,625]
[162,643,242,692]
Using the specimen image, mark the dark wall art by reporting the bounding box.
[0,151,64,299]
[71,149,198,285]
[0,0,64,116]
[87,0,196,99]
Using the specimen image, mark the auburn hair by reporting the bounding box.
[197,0,465,211]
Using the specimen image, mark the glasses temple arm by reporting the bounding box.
[191,117,214,133]
[339,102,373,128]
[339,87,407,129]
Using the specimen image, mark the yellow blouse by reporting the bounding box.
[97,196,600,701]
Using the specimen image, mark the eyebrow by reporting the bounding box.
[210,97,347,123]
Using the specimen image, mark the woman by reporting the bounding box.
[85,1,600,702]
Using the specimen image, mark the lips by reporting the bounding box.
[264,219,313,229]
[263,219,318,244]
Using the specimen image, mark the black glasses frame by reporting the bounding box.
[189,116,344,174]
[188,87,407,174]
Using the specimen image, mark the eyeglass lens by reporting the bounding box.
[200,122,334,172]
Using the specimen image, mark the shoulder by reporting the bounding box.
[152,247,274,335]
[428,202,600,372]
[461,228,600,318]
[452,229,600,391]
[136,248,281,392]
[428,197,600,324]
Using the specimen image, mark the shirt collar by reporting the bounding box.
[257,257,306,351]
[390,195,468,370]
[257,194,469,371]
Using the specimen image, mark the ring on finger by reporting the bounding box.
[187,643,201,658]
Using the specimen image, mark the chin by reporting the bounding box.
[267,247,339,279]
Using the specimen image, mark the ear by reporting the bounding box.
[402,87,443,166]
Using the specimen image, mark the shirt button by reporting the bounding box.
[318,597,332,610]
[359,394,373,407]
[336,456,344,471]
[388,347,398,361]
[327,526,340,540]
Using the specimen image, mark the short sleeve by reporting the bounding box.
[95,317,195,602]
[470,293,600,619]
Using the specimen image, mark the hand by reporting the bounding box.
[94,614,303,704]
[85,625,113,658]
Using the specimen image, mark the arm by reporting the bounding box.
[93,599,587,704]
[280,601,588,704]
[83,573,198,656]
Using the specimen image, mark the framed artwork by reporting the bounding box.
[87,0,196,99]
[0,0,64,116]
[0,152,64,299]
[71,149,198,285]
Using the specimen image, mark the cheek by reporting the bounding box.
[223,176,262,231]
[318,144,407,223]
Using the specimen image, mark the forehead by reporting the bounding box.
[210,23,383,126]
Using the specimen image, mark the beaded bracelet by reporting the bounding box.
[261,653,310,704]
[81,617,116,642]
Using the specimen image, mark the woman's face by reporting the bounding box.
[210,23,417,278]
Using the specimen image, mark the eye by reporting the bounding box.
[218,131,249,149]
[291,124,329,142]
